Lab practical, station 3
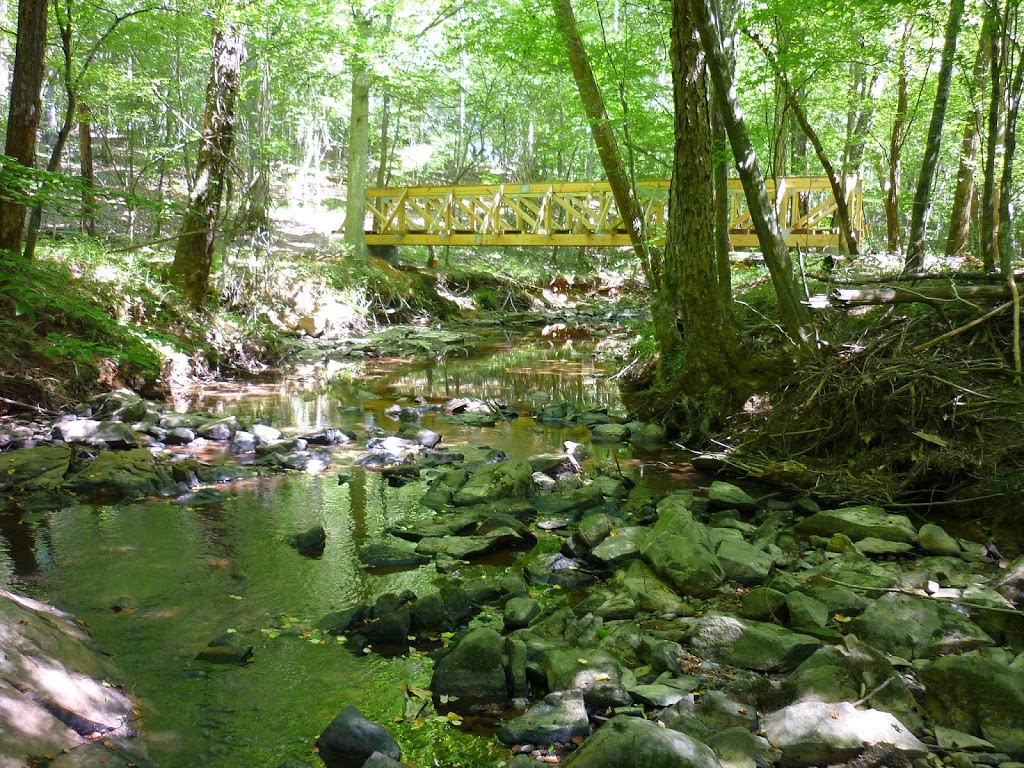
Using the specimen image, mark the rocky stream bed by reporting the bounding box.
[3,330,1024,768]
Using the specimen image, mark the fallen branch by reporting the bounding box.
[820,576,1021,615]
[0,396,60,417]
[911,301,1013,353]
[810,284,1012,308]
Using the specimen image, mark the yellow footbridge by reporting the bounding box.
[364,176,866,249]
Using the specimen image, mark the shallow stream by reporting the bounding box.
[0,326,700,767]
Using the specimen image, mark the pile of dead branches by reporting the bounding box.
[725,297,1024,511]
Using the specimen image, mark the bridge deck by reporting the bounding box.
[364,176,866,249]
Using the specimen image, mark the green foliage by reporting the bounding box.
[472,287,500,310]
[0,248,163,402]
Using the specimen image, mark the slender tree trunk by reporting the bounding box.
[668,0,738,387]
[982,0,1006,272]
[168,25,246,309]
[376,89,391,188]
[905,0,966,271]
[998,24,1024,276]
[0,0,48,255]
[688,0,814,347]
[887,22,913,256]
[78,102,96,235]
[946,15,992,257]
[552,0,655,280]
[343,20,371,260]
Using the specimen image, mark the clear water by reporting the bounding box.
[0,328,695,767]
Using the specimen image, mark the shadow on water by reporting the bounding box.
[0,327,696,767]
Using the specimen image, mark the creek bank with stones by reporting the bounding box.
[4,369,1024,768]
[312,431,1024,768]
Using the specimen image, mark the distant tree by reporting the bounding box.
[169,21,246,309]
[905,0,966,271]
[0,0,48,255]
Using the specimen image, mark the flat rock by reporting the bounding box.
[560,715,722,768]
[795,506,917,545]
[707,481,758,513]
[497,690,591,746]
[690,614,821,672]
[846,592,993,659]
[762,701,927,766]
[716,538,774,585]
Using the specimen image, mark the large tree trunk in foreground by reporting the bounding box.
[169,25,246,309]
[688,0,813,347]
[668,0,738,387]
[0,0,48,255]
[904,0,966,271]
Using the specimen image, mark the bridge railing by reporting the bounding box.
[364,175,866,249]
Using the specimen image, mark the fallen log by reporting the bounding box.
[809,283,1012,308]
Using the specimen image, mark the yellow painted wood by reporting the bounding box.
[363,176,868,249]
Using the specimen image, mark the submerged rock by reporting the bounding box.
[288,525,327,557]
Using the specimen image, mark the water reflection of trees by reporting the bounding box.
[382,345,620,411]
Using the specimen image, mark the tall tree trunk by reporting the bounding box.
[668,0,738,387]
[712,0,735,305]
[946,14,992,257]
[0,0,48,256]
[688,0,814,347]
[552,0,653,272]
[168,25,246,309]
[78,101,96,235]
[982,0,1007,272]
[887,22,913,256]
[750,32,859,255]
[343,20,371,261]
[552,0,679,355]
[905,0,967,271]
[998,18,1024,276]
[376,89,391,188]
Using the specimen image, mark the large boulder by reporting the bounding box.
[689,614,821,672]
[430,627,508,702]
[782,635,922,733]
[641,495,723,596]
[845,592,992,659]
[795,506,917,545]
[761,701,927,767]
[0,589,149,768]
[561,715,722,768]
[918,654,1024,758]
[64,448,174,500]
[612,560,686,614]
[716,538,775,585]
[315,705,401,768]
[452,458,534,505]
[0,445,72,507]
[497,690,591,746]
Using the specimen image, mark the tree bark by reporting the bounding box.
[887,22,913,257]
[169,25,246,309]
[905,0,966,271]
[712,0,736,305]
[343,18,371,261]
[668,0,738,387]
[552,0,656,283]
[78,102,96,236]
[946,14,993,258]
[688,0,814,347]
[997,16,1024,276]
[982,0,1007,272]
[0,0,48,255]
